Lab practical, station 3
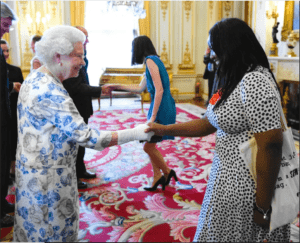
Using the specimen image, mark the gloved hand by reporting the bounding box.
[117,124,154,145]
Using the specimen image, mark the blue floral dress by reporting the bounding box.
[14,71,112,242]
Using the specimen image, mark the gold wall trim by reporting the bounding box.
[244,1,253,28]
[139,1,150,37]
[16,1,62,78]
[70,1,85,27]
[161,41,172,70]
[224,1,232,18]
[179,2,195,74]
[281,1,294,41]
[218,1,222,20]
[161,1,168,21]
[184,1,192,22]
[209,1,214,20]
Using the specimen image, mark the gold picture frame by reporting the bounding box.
[281,1,295,41]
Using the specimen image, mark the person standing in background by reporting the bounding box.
[63,26,107,189]
[0,39,24,185]
[0,2,21,228]
[105,36,177,191]
[30,34,42,54]
[30,34,43,71]
[203,46,216,105]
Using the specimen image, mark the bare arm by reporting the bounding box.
[254,128,283,227]
[104,75,147,93]
[146,117,217,137]
[146,59,163,122]
[253,128,283,229]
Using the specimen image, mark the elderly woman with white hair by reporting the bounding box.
[14,25,153,242]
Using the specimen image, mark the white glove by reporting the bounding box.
[117,124,154,145]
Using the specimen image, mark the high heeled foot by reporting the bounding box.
[144,176,166,191]
[165,169,178,186]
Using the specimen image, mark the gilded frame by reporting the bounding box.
[281,1,294,41]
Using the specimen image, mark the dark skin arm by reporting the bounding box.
[146,116,283,229]
[254,128,283,229]
[145,117,217,137]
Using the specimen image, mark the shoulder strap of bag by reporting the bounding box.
[240,71,288,131]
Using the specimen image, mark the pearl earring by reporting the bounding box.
[59,62,62,66]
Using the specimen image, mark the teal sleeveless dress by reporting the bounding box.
[145,55,176,142]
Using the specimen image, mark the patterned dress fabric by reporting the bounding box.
[193,66,291,242]
[145,55,176,141]
[13,71,112,242]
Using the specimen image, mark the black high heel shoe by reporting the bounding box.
[165,169,178,186]
[144,176,166,191]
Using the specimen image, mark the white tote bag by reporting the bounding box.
[239,71,299,232]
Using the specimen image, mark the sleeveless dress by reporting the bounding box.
[145,55,176,141]
[193,66,291,242]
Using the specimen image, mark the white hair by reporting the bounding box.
[1,2,18,23]
[35,25,85,66]
[30,56,44,73]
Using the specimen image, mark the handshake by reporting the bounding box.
[101,84,118,96]
[118,124,155,145]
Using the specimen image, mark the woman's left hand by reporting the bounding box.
[253,209,270,230]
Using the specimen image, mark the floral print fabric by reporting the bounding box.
[14,71,112,242]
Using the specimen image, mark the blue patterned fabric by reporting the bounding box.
[14,71,112,242]
[145,55,176,141]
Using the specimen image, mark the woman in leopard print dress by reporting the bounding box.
[146,18,291,242]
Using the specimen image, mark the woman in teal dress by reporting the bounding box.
[106,36,177,191]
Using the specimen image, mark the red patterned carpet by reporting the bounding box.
[2,104,299,242]
[77,106,215,242]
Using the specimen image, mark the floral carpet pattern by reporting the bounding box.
[1,104,299,242]
[77,107,215,242]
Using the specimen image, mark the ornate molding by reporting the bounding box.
[184,1,192,22]
[50,1,58,16]
[209,1,214,19]
[178,42,195,74]
[224,1,232,18]
[160,41,172,70]
[161,1,168,21]
[22,40,33,69]
[18,1,28,18]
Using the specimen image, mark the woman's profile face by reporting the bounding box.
[60,42,85,81]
